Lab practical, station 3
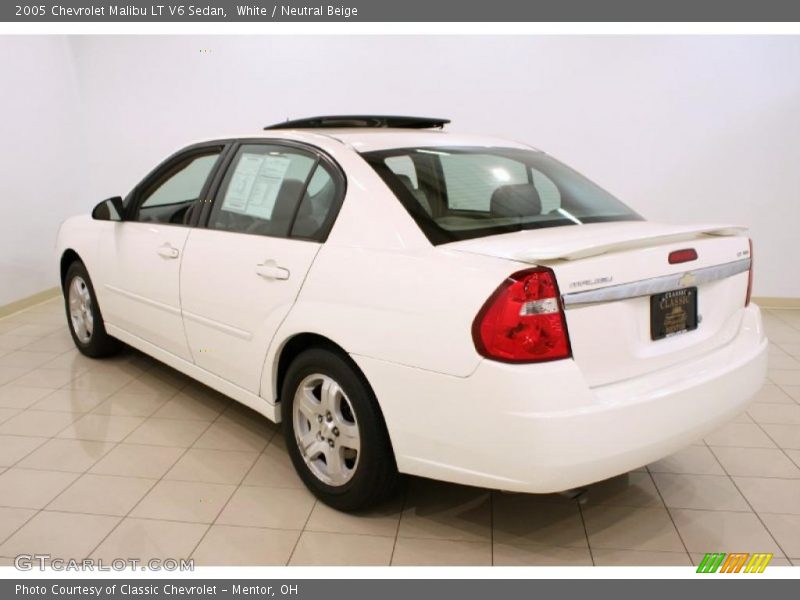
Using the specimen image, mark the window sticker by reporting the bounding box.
[222,152,292,219]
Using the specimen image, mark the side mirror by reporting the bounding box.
[91,196,124,221]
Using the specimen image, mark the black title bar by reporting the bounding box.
[3,578,798,600]
[4,0,800,22]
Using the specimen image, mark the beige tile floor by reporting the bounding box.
[0,298,799,567]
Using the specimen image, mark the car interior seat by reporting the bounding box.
[490,183,542,217]
[396,174,433,216]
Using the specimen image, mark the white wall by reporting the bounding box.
[0,36,83,306]
[3,36,800,302]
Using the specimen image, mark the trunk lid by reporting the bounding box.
[448,221,752,387]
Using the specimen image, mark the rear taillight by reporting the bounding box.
[472,267,572,363]
[746,238,754,306]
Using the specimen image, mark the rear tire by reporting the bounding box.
[63,261,121,358]
[282,347,400,511]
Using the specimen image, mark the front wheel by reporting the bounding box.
[282,348,399,511]
[64,261,121,358]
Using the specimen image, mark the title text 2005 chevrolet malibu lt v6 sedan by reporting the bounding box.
[56,115,767,510]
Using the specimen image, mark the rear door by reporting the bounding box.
[179,141,344,393]
[101,144,225,360]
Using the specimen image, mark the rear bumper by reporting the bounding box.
[353,304,767,493]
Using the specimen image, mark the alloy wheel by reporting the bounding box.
[292,373,361,486]
[68,276,94,343]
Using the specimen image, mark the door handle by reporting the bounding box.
[157,244,180,259]
[255,262,290,280]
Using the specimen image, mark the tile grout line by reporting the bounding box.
[0,345,174,551]
[387,481,409,566]
[745,409,800,471]
[703,439,791,561]
[0,506,324,532]
[2,312,104,379]
[285,500,318,566]
[575,498,595,566]
[0,505,38,551]
[14,308,463,563]
[4,300,800,566]
[81,398,229,560]
[767,311,800,334]
[4,350,187,462]
[79,377,239,536]
[19,352,196,558]
[0,369,125,549]
[646,463,703,564]
[2,443,116,519]
[0,298,65,325]
[3,352,191,554]
[186,416,280,564]
[488,490,494,566]
[3,349,154,411]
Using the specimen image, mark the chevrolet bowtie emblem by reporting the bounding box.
[679,272,697,288]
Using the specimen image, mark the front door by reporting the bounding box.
[101,147,224,361]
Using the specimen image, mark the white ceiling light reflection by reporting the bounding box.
[491,167,511,182]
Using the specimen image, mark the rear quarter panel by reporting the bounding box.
[274,245,526,377]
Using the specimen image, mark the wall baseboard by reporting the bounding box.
[752,296,800,310]
[0,287,61,319]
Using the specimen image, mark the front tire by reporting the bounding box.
[64,261,121,358]
[282,347,399,511]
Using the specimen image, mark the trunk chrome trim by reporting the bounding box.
[562,258,751,307]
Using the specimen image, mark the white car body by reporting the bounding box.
[56,125,767,494]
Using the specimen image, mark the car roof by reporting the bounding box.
[211,128,535,153]
[314,129,534,152]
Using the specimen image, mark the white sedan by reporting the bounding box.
[56,115,767,510]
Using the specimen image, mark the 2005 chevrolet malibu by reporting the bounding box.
[56,116,767,510]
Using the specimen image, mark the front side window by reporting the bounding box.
[210,144,336,239]
[363,146,642,244]
[134,151,221,225]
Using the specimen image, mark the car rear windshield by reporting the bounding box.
[362,146,642,244]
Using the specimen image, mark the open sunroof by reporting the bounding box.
[264,115,450,130]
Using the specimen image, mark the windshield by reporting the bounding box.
[362,146,642,244]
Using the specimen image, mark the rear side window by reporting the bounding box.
[366,146,642,244]
[290,164,339,239]
[210,144,337,239]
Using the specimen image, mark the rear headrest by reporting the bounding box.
[293,177,336,238]
[272,179,306,222]
[490,183,541,217]
[395,173,433,216]
[396,174,416,190]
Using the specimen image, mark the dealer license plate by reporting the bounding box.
[650,287,698,341]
